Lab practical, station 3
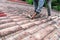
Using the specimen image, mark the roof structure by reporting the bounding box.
[0,0,60,40]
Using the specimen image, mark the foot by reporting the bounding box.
[26,14,32,19]
[26,12,40,19]
[47,16,52,20]
[31,12,37,19]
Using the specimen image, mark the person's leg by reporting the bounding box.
[31,0,45,19]
[47,0,52,16]
[31,0,39,19]
[33,0,38,12]
[46,0,52,20]
[36,0,45,14]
